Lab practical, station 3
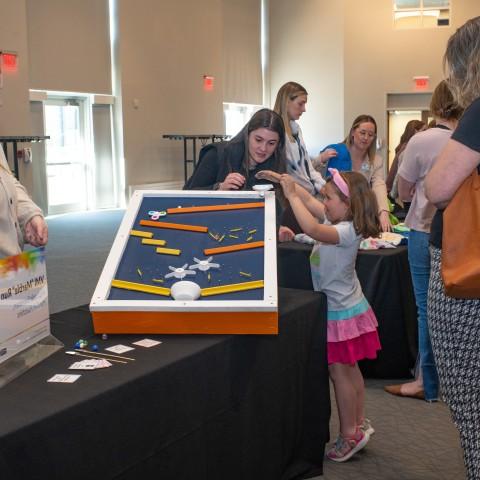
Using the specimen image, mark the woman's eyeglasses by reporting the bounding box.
[358,130,376,139]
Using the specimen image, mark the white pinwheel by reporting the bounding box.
[164,263,197,280]
[189,256,220,272]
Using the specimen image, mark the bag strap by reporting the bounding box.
[473,164,480,190]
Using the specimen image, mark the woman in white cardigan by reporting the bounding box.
[274,82,325,195]
[274,82,325,240]
[0,147,48,258]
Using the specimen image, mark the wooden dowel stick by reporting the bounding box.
[73,349,135,361]
[204,241,264,256]
[167,202,264,214]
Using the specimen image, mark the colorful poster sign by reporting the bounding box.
[0,248,50,365]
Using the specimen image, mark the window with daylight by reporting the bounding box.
[223,103,264,138]
[393,0,450,29]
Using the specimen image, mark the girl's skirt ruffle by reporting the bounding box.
[327,298,381,365]
[328,330,381,365]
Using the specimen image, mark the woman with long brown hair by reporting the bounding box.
[385,119,426,196]
[184,108,286,191]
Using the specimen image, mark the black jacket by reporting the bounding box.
[184,141,279,190]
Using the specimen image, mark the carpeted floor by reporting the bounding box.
[318,378,465,480]
[45,208,125,314]
[44,209,466,479]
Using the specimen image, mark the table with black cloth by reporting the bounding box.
[278,242,417,378]
[0,288,330,480]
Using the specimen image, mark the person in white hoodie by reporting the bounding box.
[0,147,48,258]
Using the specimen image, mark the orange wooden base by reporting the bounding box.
[91,310,278,335]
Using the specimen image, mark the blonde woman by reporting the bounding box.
[319,115,391,232]
[273,82,325,195]
[0,148,48,258]
[273,82,326,240]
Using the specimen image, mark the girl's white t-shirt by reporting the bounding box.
[310,220,363,311]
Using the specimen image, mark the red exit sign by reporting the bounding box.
[413,76,429,91]
[2,52,18,72]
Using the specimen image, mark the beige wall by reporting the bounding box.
[3,0,480,202]
[117,0,224,190]
[344,0,480,157]
[269,0,345,155]
[270,0,480,162]
[26,0,111,94]
[0,0,35,192]
[223,0,262,105]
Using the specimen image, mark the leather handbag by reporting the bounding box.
[442,167,480,298]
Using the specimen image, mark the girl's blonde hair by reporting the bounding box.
[273,81,308,142]
[444,16,480,108]
[328,171,381,238]
[344,114,377,165]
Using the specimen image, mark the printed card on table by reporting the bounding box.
[0,248,50,365]
[105,344,135,354]
[132,338,162,348]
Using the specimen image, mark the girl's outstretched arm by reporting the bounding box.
[280,175,339,245]
[278,174,325,220]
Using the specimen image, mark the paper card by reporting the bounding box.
[69,361,98,370]
[94,359,112,368]
[68,360,97,370]
[69,359,112,370]
[48,374,81,383]
[132,338,162,348]
[105,344,135,354]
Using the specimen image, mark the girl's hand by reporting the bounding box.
[280,174,297,199]
[278,225,295,243]
[254,170,282,183]
[379,210,392,232]
[24,215,48,246]
[219,173,245,190]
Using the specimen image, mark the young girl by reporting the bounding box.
[272,168,382,462]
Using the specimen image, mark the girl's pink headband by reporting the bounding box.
[328,168,350,198]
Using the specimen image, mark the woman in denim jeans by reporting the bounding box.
[383,80,463,401]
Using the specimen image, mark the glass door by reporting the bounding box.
[387,110,423,169]
[44,98,91,215]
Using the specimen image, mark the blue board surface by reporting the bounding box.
[108,196,266,301]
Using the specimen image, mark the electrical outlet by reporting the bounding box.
[23,147,32,163]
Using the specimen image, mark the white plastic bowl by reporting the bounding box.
[170,281,201,301]
[252,184,273,192]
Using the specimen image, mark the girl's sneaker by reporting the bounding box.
[326,430,370,462]
[359,418,375,436]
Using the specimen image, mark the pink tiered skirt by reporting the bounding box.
[327,297,381,365]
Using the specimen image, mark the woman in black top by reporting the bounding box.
[184,108,286,191]
[425,16,480,480]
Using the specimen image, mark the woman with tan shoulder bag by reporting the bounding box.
[425,16,480,479]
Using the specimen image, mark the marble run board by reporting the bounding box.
[90,190,278,334]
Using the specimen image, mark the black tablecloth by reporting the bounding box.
[0,288,329,480]
[278,243,417,378]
